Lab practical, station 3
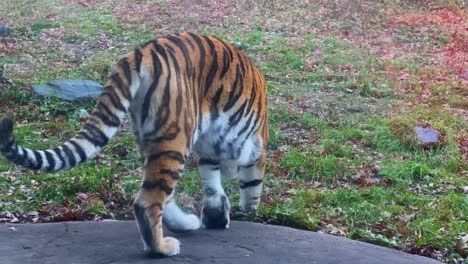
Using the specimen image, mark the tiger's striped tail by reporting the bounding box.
[0,55,140,172]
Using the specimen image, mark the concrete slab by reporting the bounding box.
[0,221,440,264]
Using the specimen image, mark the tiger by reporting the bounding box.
[0,32,268,257]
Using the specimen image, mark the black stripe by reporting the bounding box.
[44,150,56,172]
[239,179,263,189]
[243,163,256,168]
[220,48,230,78]
[183,110,192,149]
[146,44,172,136]
[32,150,43,170]
[82,123,109,147]
[145,122,180,143]
[184,34,195,49]
[238,54,246,77]
[165,45,183,116]
[245,98,263,139]
[229,100,248,126]
[119,58,132,84]
[70,140,86,164]
[210,85,224,121]
[134,48,143,74]
[238,109,255,137]
[245,81,257,116]
[165,44,175,54]
[218,38,234,61]
[53,147,66,170]
[188,33,206,87]
[184,37,197,88]
[101,89,126,112]
[141,179,173,195]
[77,131,94,145]
[111,73,131,101]
[62,144,76,167]
[133,203,155,250]
[160,169,181,180]
[92,111,119,127]
[166,35,193,76]
[223,65,244,112]
[146,151,185,166]
[199,158,219,166]
[154,43,169,66]
[141,49,162,125]
[202,36,218,96]
[183,71,192,110]
[95,101,121,127]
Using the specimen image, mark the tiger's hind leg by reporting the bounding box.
[199,158,231,229]
[238,150,266,212]
[133,149,188,256]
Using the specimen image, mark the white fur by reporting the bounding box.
[65,142,82,166]
[238,165,262,211]
[74,138,99,161]
[163,200,201,232]
[24,148,36,167]
[45,149,60,169]
[199,165,224,194]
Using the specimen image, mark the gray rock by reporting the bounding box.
[0,220,440,264]
[33,79,103,102]
[415,126,440,145]
[0,26,11,37]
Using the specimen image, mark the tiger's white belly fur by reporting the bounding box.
[193,112,263,168]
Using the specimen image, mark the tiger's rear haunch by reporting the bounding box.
[0,32,268,257]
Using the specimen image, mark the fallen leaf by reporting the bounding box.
[399,213,415,223]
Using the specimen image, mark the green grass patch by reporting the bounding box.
[280,147,344,182]
[30,21,59,32]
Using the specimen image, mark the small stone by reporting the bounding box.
[0,26,11,37]
[33,79,103,102]
[414,126,439,145]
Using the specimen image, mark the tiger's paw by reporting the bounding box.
[201,194,230,229]
[146,237,181,257]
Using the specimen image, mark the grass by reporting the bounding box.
[0,0,467,263]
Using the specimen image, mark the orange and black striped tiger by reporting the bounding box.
[0,32,268,256]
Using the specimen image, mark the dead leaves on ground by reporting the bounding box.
[352,164,388,188]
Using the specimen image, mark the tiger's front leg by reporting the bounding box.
[133,149,186,256]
